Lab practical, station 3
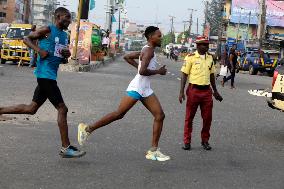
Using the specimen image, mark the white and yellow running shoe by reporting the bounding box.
[78,123,90,146]
[146,148,170,162]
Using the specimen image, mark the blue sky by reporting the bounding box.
[58,0,205,34]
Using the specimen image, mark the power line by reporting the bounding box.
[257,0,266,47]
[188,8,197,36]
[267,0,284,11]
[169,15,176,43]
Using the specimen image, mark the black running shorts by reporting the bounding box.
[32,78,64,107]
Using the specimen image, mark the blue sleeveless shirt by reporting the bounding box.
[34,25,68,80]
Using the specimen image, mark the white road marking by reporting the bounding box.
[177,77,181,81]
[0,66,3,68]
[248,89,272,98]
[167,71,171,74]
[171,73,175,76]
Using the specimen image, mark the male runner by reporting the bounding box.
[0,7,86,158]
[78,26,170,161]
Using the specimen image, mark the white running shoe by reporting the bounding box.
[78,123,90,146]
[145,148,171,162]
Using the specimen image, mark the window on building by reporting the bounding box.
[0,12,6,18]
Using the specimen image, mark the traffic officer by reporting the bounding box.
[179,36,223,151]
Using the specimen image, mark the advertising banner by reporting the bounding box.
[227,25,257,40]
[69,21,93,64]
[231,0,284,27]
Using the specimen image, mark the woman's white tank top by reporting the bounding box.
[126,45,158,97]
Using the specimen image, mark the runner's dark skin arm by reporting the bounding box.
[123,51,140,69]
[24,26,51,59]
[139,47,167,76]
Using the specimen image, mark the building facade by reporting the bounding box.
[0,0,31,23]
[32,0,57,26]
[223,0,284,40]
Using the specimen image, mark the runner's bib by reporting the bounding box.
[54,43,67,58]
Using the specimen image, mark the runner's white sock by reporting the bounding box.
[150,147,158,152]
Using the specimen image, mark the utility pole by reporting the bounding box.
[182,20,190,45]
[188,8,197,37]
[71,0,84,62]
[203,1,209,35]
[183,20,190,33]
[217,0,225,58]
[31,0,34,24]
[105,0,114,32]
[155,22,162,27]
[247,11,251,40]
[154,4,161,27]
[236,7,244,41]
[117,6,121,46]
[81,0,90,20]
[169,15,175,43]
[197,18,199,35]
[257,0,266,48]
[105,0,110,30]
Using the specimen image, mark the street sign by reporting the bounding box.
[116,29,123,35]
[111,15,116,22]
[90,0,95,10]
[227,37,236,48]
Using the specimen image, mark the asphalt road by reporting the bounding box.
[0,56,283,189]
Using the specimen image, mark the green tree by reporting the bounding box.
[206,0,223,36]
[162,33,175,47]
[177,29,191,44]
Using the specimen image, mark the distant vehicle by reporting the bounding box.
[172,44,183,49]
[208,48,217,61]
[129,40,145,51]
[170,48,179,61]
[1,24,32,65]
[267,59,284,111]
[239,51,278,76]
[263,50,280,61]
[208,48,217,56]
[188,47,196,53]
[179,46,189,53]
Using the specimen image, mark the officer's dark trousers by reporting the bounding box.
[184,84,213,144]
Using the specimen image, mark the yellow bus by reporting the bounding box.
[1,24,32,65]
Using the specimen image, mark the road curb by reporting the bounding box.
[60,54,123,73]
